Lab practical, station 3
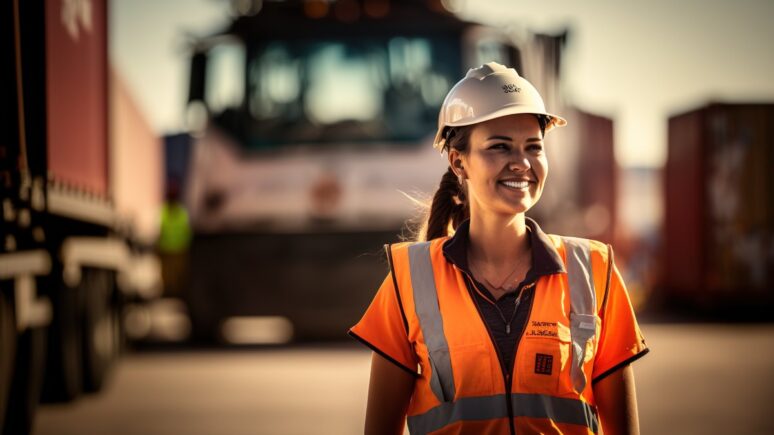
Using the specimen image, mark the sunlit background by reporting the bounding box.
[1,0,773,434]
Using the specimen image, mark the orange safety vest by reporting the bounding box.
[388,235,611,434]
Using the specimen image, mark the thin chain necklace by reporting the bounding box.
[468,247,530,294]
[465,274,533,335]
[467,242,532,335]
[478,265,521,294]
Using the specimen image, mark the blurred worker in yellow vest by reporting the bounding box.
[158,179,191,298]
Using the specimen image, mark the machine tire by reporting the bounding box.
[81,268,120,393]
[1,327,46,435]
[0,286,16,428]
[186,248,223,344]
[40,276,83,402]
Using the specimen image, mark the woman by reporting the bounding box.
[349,62,648,435]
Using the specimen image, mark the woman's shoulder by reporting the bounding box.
[545,233,612,262]
[384,238,452,270]
[386,236,450,252]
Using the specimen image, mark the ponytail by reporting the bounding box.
[421,167,469,240]
[414,125,473,241]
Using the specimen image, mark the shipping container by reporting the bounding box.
[0,0,162,432]
[663,103,774,313]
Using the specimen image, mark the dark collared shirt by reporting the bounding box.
[442,217,565,374]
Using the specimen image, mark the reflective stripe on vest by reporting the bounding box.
[407,393,599,434]
[409,241,455,402]
[562,237,598,394]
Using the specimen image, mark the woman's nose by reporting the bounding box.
[508,154,531,172]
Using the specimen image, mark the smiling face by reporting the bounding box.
[448,114,547,219]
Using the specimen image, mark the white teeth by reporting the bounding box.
[501,180,529,189]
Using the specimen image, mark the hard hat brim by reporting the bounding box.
[432,105,567,150]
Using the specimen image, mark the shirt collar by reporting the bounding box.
[441,217,566,277]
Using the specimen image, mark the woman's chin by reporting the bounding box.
[492,202,533,217]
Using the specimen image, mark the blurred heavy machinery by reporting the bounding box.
[662,103,774,316]
[1,0,162,433]
[180,0,618,342]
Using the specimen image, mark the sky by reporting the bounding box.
[109,0,230,130]
[111,0,774,168]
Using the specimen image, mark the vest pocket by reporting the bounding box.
[515,332,572,395]
[449,343,495,399]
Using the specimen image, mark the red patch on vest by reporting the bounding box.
[534,353,553,375]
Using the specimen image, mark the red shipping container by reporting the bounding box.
[45,0,108,196]
[531,107,617,244]
[664,103,774,306]
[575,110,617,245]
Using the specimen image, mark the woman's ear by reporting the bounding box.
[448,150,466,179]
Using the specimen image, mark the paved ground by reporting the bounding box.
[34,323,774,435]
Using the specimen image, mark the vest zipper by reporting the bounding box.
[508,286,536,433]
[461,270,525,435]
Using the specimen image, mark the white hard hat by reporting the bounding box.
[433,62,567,150]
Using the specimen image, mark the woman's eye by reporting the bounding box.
[489,143,509,150]
[527,144,544,152]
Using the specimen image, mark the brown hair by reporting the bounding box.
[417,125,473,241]
[417,115,549,241]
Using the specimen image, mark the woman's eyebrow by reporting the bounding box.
[485,135,543,142]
